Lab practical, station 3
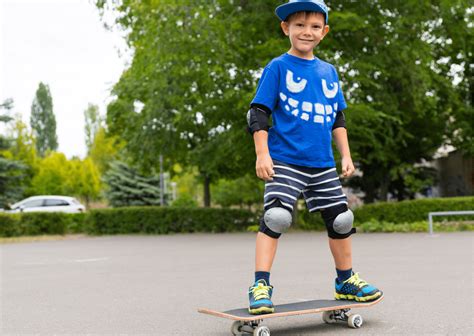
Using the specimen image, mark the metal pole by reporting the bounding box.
[160,154,164,206]
[428,213,433,235]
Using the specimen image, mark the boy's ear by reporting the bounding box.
[280,21,290,36]
[321,25,330,39]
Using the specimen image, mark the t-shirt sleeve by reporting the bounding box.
[251,66,279,112]
[334,67,347,111]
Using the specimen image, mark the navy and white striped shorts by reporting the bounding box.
[264,160,347,213]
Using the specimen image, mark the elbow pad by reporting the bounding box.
[247,105,271,134]
[332,111,346,130]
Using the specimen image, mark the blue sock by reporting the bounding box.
[336,268,352,283]
[255,271,270,285]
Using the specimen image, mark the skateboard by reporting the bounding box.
[198,295,383,336]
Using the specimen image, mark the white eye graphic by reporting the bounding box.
[322,79,338,98]
[286,70,307,93]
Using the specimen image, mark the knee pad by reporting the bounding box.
[259,202,293,239]
[321,204,356,239]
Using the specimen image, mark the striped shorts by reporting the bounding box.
[264,159,347,213]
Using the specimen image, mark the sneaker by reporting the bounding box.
[248,280,275,314]
[335,272,383,302]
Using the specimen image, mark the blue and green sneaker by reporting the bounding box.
[335,272,383,302]
[248,280,274,314]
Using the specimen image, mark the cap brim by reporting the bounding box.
[275,3,327,22]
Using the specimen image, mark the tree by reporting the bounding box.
[3,116,38,196]
[30,152,70,195]
[96,0,472,204]
[0,99,27,206]
[67,158,101,207]
[84,103,102,153]
[88,127,125,174]
[103,161,165,207]
[213,174,264,210]
[30,82,58,156]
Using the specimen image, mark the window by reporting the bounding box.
[22,199,44,208]
[44,199,69,207]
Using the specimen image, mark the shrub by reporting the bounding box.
[86,207,258,235]
[353,197,474,224]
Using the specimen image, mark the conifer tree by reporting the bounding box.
[103,161,165,207]
[0,99,26,207]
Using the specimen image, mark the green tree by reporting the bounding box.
[88,127,124,174]
[30,152,69,195]
[0,99,26,207]
[67,157,101,207]
[3,116,38,196]
[213,174,264,210]
[96,0,472,203]
[84,103,102,153]
[103,161,164,207]
[30,82,58,156]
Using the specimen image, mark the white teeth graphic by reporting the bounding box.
[301,113,310,121]
[302,102,313,112]
[322,79,338,98]
[288,98,299,108]
[280,92,287,101]
[292,109,299,117]
[325,104,333,115]
[315,103,325,115]
[286,70,307,93]
[314,115,324,124]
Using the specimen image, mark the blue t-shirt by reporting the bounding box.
[251,53,347,168]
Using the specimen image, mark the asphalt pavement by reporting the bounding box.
[1,232,473,335]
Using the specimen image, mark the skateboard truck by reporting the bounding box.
[231,319,270,336]
[322,308,363,328]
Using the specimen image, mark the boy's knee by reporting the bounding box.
[321,204,356,239]
[259,201,293,239]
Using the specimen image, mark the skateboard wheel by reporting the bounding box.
[348,314,363,328]
[322,311,336,324]
[231,321,244,335]
[253,325,270,336]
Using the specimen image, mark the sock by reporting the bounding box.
[336,268,352,283]
[255,271,270,285]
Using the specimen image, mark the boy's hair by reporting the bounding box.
[285,10,326,24]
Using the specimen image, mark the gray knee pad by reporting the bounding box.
[264,207,292,234]
[333,209,354,235]
[322,204,356,239]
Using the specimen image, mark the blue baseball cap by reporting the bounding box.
[275,0,329,24]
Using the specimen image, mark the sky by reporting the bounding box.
[1,0,130,158]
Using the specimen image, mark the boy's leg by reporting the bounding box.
[255,231,279,272]
[328,236,352,271]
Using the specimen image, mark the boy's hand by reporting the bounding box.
[256,153,274,181]
[341,156,355,178]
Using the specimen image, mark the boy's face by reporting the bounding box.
[281,12,330,59]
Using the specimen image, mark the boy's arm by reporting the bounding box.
[332,127,355,178]
[253,130,274,181]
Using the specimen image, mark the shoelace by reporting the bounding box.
[345,273,368,288]
[249,283,271,301]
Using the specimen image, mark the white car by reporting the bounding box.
[8,196,86,213]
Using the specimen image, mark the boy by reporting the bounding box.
[246,0,383,315]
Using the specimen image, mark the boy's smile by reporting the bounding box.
[281,12,329,60]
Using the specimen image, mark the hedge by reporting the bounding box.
[0,197,472,237]
[295,196,474,231]
[353,197,473,224]
[0,212,87,237]
[86,207,257,235]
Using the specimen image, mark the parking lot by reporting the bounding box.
[1,232,473,335]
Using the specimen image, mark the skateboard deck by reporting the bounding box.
[198,295,383,335]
